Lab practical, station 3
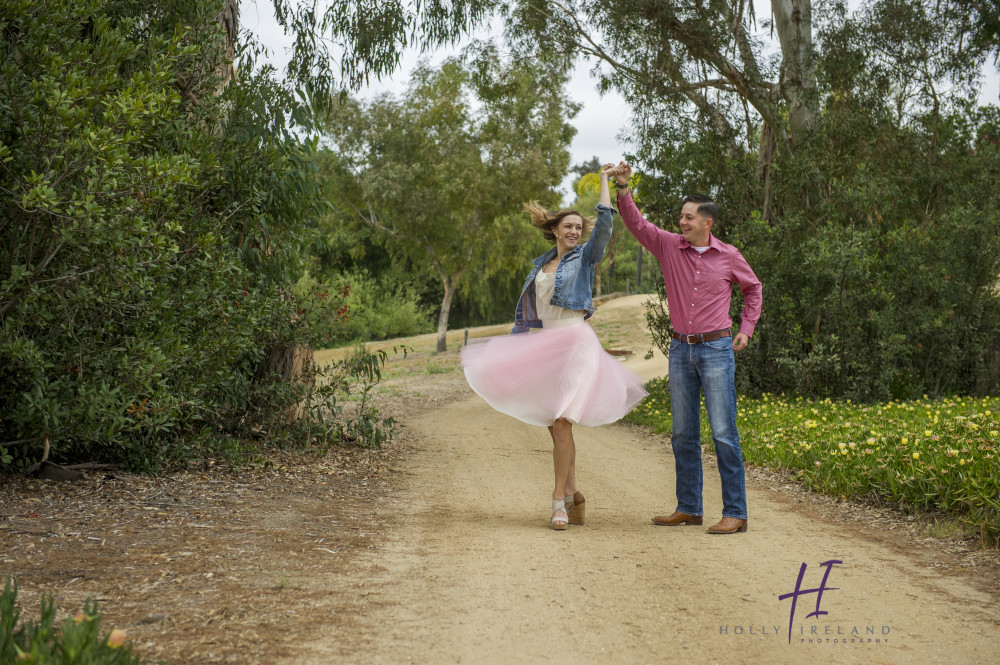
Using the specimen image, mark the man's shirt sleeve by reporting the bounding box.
[732,250,762,337]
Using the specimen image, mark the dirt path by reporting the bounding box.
[3,295,998,664]
[302,295,999,664]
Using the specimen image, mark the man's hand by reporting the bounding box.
[613,161,632,187]
[733,333,749,352]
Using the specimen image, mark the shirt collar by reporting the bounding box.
[679,234,723,252]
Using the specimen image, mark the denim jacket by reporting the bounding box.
[512,202,616,334]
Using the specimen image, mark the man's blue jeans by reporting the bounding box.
[668,336,748,519]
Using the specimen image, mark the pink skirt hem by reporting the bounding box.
[460,323,648,427]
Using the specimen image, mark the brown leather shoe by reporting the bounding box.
[707,517,748,534]
[652,511,703,526]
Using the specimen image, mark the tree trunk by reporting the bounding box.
[772,0,817,141]
[219,0,238,82]
[635,245,644,291]
[757,122,778,220]
[436,271,462,353]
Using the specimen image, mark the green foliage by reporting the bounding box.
[324,347,400,449]
[630,3,1000,401]
[627,384,1000,545]
[0,577,145,664]
[729,119,1000,400]
[295,271,431,346]
[0,0,394,471]
[321,49,576,348]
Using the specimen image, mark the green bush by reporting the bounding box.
[0,577,145,665]
[730,106,1000,401]
[0,1,393,471]
[638,105,1000,402]
[296,271,431,346]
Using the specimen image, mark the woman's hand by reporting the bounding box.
[601,162,631,187]
[598,163,613,208]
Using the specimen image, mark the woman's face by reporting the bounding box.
[555,215,584,250]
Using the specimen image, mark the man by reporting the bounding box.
[612,162,762,534]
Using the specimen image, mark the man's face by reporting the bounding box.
[679,202,712,246]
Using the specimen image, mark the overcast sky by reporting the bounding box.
[242,1,1000,203]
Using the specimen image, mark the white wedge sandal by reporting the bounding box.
[551,498,569,530]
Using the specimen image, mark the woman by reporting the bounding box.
[461,165,648,530]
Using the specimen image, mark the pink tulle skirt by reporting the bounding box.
[460,321,648,427]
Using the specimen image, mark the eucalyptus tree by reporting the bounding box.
[269,0,1000,399]
[323,51,575,352]
[270,0,994,200]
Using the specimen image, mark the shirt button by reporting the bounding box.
[694,287,698,291]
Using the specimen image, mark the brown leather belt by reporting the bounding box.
[671,329,731,344]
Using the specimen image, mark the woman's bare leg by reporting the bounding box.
[549,418,576,500]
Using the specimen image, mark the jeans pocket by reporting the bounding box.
[705,337,733,352]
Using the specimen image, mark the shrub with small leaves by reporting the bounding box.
[0,577,144,664]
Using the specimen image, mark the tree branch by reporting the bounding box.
[346,198,399,238]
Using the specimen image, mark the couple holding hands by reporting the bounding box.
[461,162,763,534]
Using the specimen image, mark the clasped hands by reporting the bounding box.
[600,161,631,187]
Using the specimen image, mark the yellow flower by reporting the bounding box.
[901,437,909,445]
[848,442,857,450]
[959,459,966,466]
[912,452,920,459]
[867,437,876,445]
[991,430,998,437]
[924,430,933,437]
[838,442,847,449]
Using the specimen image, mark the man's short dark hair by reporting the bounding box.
[682,194,719,225]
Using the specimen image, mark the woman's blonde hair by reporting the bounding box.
[523,201,594,245]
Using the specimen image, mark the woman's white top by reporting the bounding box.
[535,270,586,329]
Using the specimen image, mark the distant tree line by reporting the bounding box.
[284,0,1000,401]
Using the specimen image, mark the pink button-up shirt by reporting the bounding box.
[618,191,762,337]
